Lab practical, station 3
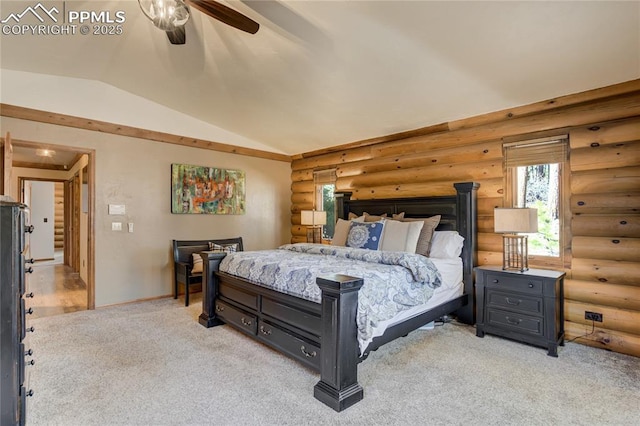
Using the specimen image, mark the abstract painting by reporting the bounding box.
[171,164,245,214]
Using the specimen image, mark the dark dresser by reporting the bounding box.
[1,199,35,426]
[475,265,565,357]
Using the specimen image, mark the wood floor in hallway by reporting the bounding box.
[28,259,87,319]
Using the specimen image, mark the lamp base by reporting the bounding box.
[306,226,322,244]
[502,234,529,272]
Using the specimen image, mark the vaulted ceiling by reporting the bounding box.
[1,1,639,156]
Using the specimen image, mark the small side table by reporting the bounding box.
[475,266,565,357]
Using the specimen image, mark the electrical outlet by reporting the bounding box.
[585,311,603,322]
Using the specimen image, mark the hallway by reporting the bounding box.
[28,252,87,319]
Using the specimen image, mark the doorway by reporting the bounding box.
[6,140,96,318]
[22,178,87,318]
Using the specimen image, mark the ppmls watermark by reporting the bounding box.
[1,2,126,36]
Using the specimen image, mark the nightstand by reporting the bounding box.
[475,266,565,357]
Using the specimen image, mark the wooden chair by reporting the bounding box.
[172,237,244,306]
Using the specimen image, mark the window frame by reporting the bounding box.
[313,169,336,240]
[502,134,571,269]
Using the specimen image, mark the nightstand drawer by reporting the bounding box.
[487,309,543,336]
[486,290,543,315]
[485,273,543,295]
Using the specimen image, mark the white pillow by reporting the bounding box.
[331,217,365,246]
[379,219,424,253]
[429,231,465,259]
[191,253,203,273]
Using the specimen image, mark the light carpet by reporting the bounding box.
[25,297,639,425]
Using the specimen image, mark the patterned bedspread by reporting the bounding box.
[219,243,442,350]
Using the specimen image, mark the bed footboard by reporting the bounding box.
[199,252,364,412]
[314,275,364,412]
[198,251,228,328]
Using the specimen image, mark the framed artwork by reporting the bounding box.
[171,164,245,214]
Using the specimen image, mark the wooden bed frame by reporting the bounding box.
[199,182,479,411]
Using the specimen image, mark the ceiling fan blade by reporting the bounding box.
[166,26,186,45]
[186,0,259,34]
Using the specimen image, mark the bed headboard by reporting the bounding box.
[335,182,479,324]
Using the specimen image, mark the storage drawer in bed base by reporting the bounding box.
[214,300,257,336]
[215,280,322,372]
[257,319,321,371]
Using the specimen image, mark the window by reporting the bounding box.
[503,136,568,262]
[313,169,336,239]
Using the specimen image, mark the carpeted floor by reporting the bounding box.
[25,297,640,425]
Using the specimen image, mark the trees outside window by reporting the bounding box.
[515,163,560,256]
[318,184,335,239]
[313,169,336,240]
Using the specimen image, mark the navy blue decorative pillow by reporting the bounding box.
[346,221,384,250]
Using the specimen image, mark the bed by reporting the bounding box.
[198,182,479,411]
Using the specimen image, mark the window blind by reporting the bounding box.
[313,169,337,185]
[503,135,569,168]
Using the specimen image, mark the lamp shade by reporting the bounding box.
[301,210,327,226]
[494,208,538,233]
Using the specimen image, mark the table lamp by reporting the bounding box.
[494,208,538,271]
[301,210,327,243]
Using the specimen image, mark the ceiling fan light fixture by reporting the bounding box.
[138,0,190,32]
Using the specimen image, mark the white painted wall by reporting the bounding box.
[2,116,292,307]
[27,181,55,260]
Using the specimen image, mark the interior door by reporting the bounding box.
[25,181,56,260]
[72,172,81,271]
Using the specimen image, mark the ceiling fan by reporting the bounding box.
[138,0,259,45]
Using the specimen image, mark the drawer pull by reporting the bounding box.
[259,326,271,336]
[25,292,34,298]
[300,346,317,358]
[241,317,252,327]
[25,267,33,274]
[25,349,33,356]
[528,283,534,288]
[492,279,499,284]
[505,317,521,325]
[26,326,35,333]
[505,297,520,306]
[215,305,225,312]
[26,359,35,366]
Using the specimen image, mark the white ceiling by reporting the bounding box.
[1,0,639,156]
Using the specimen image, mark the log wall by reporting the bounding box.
[54,182,64,250]
[290,80,640,357]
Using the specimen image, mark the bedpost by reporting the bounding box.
[314,274,364,412]
[198,252,228,328]
[453,182,480,325]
